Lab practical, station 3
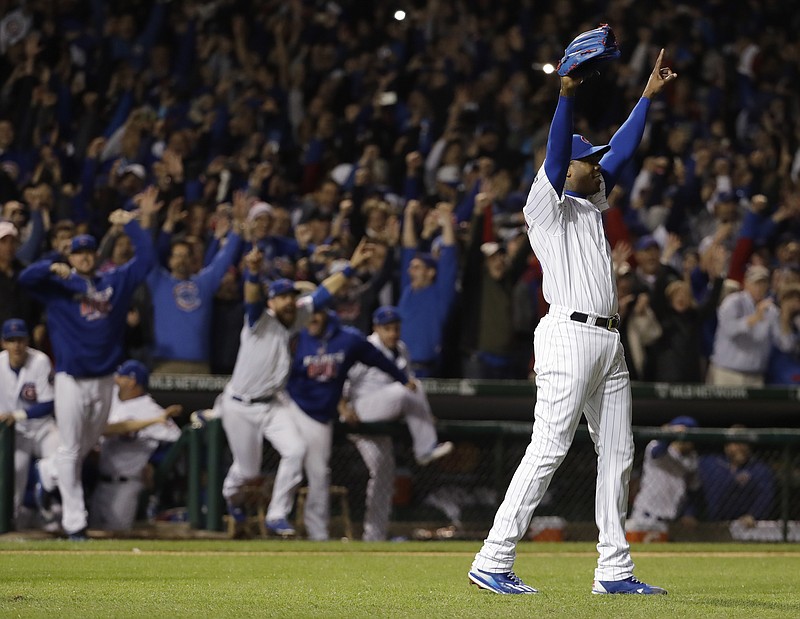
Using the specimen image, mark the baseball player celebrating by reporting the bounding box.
[469,43,676,595]
[218,241,373,537]
[18,194,159,539]
[0,319,58,527]
[89,360,182,531]
[287,307,415,541]
[341,306,453,541]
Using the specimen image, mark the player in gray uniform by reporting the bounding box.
[341,306,453,541]
[0,319,58,528]
[89,360,182,531]
[215,243,372,537]
[469,50,676,595]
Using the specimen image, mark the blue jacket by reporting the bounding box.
[398,244,458,364]
[18,220,156,377]
[288,312,408,423]
[147,232,242,362]
[697,454,775,520]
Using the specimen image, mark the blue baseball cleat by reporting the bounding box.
[266,518,296,537]
[67,528,89,541]
[468,569,539,594]
[592,576,667,595]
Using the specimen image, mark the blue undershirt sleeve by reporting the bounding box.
[543,96,574,196]
[600,97,652,193]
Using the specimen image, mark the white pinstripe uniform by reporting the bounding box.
[89,392,181,531]
[629,440,699,524]
[219,296,314,523]
[473,164,635,582]
[346,333,439,541]
[0,348,58,520]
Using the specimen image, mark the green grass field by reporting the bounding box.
[1,540,799,618]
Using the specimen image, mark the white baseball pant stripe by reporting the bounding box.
[13,423,59,518]
[89,480,143,531]
[289,405,333,541]
[348,435,395,541]
[473,311,634,581]
[353,382,437,461]
[220,390,306,523]
[54,373,115,534]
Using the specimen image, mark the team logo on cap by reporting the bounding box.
[580,136,591,145]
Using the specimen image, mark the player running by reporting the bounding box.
[215,241,373,537]
[18,192,161,539]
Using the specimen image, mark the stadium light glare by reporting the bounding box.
[394,10,406,21]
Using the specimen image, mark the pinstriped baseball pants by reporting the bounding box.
[473,308,635,581]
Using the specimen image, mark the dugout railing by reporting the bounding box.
[2,378,800,538]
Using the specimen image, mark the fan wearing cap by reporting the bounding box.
[216,239,373,538]
[88,360,181,532]
[17,193,160,540]
[471,50,677,595]
[708,264,798,386]
[628,416,700,528]
[0,318,58,528]
[146,198,245,374]
[239,201,302,279]
[698,427,775,525]
[400,199,458,377]
[0,220,38,330]
[341,306,453,541]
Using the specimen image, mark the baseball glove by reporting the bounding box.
[556,24,621,77]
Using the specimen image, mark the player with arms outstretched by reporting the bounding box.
[469,46,676,595]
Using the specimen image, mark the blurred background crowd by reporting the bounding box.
[1,0,800,384]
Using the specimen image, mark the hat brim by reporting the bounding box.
[573,144,610,161]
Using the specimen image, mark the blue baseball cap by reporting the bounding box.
[571,134,610,161]
[668,416,698,428]
[70,234,97,253]
[414,252,438,270]
[2,319,28,340]
[634,234,659,251]
[373,306,402,326]
[116,359,149,387]
[268,278,301,299]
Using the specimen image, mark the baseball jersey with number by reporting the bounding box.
[287,313,409,423]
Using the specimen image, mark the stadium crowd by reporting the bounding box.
[0,0,799,533]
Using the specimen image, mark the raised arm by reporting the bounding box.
[601,49,677,192]
[542,76,579,196]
